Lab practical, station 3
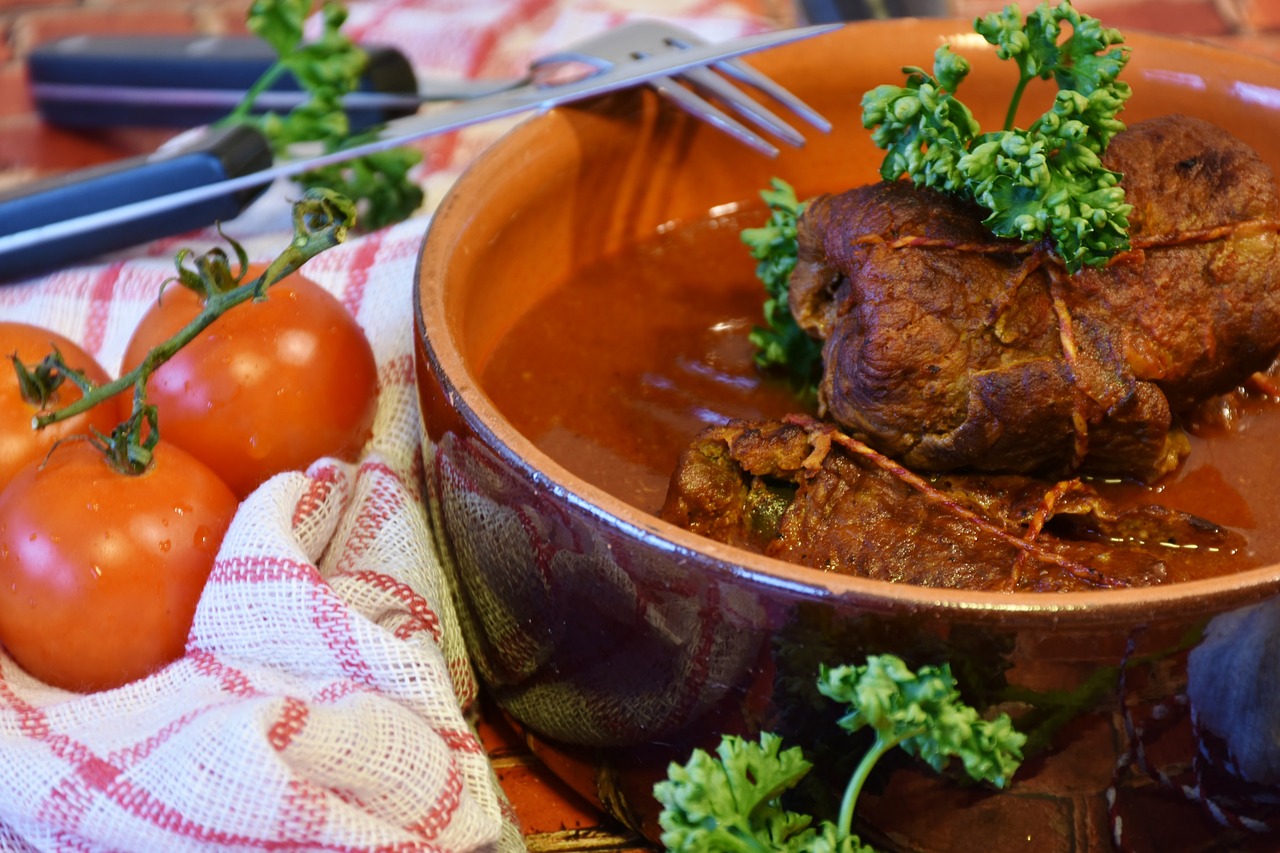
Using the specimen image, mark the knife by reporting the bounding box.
[0,23,838,283]
[27,35,507,131]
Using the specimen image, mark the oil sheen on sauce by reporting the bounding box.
[480,210,1280,580]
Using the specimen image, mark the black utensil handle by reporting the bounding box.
[27,35,418,129]
[0,124,273,283]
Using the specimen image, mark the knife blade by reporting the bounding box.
[0,23,838,282]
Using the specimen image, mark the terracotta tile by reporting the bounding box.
[475,698,531,757]
[1012,713,1119,795]
[859,764,1083,853]
[476,700,652,846]
[493,758,620,836]
[0,119,168,173]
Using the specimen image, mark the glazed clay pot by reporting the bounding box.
[415,20,1280,852]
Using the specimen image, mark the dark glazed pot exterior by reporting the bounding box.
[415,20,1280,851]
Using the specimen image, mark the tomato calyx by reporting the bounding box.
[86,404,161,475]
[30,189,357,460]
[9,344,104,412]
[10,348,68,409]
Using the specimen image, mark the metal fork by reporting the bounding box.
[31,21,832,157]
[413,21,832,156]
[525,21,832,156]
[0,22,840,280]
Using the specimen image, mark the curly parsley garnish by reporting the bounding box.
[221,0,424,230]
[654,655,1025,853]
[862,0,1132,272]
[742,178,822,401]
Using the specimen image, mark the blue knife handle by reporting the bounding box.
[27,35,418,130]
[0,124,273,283]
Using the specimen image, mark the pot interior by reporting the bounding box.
[417,19,1280,627]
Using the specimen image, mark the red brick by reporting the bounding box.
[192,0,255,35]
[1012,712,1120,795]
[0,0,77,9]
[11,6,200,58]
[0,60,31,118]
[860,766,1084,853]
[491,758,616,836]
[474,699,528,757]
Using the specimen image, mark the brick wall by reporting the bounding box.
[0,0,250,61]
[0,0,253,182]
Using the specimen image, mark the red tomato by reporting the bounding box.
[0,322,118,492]
[0,441,238,692]
[120,268,378,498]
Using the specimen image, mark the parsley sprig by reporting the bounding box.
[862,0,1132,272]
[742,179,822,401]
[654,655,1025,853]
[221,0,424,230]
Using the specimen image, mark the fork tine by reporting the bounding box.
[675,65,806,147]
[649,75,781,156]
[538,19,833,155]
[711,57,833,133]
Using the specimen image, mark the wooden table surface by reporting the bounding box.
[1,1,1278,851]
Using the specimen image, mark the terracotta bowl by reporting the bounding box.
[415,19,1280,852]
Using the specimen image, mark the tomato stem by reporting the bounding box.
[32,189,356,470]
[10,349,66,408]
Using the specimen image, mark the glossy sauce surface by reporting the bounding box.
[480,211,1280,578]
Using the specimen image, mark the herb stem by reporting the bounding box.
[1003,71,1032,131]
[33,190,353,432]
[839,735,900,839]
[218,61,290,127]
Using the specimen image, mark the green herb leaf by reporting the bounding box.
[654,733,813,852]
[819,656,1025,790]
[655,655,1024,853]
[860,47,980,194]
[225,1,424,229]
[742,178,823,400]
[862,0,1132,273]
[655,732,876,853]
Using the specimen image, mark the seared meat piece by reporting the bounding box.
[789,115,1280,481]
[661,417,1248,592]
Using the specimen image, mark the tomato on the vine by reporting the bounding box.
[120,267,378,498]
[0,322,118,492]
[0,440,238,692]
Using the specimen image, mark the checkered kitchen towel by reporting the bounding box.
[0,1,782,850]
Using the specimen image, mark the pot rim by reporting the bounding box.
[415,18,1280,630]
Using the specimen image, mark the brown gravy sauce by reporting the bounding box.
[480,210,1280,581]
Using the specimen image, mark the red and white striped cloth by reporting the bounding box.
[0,1,781,850]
